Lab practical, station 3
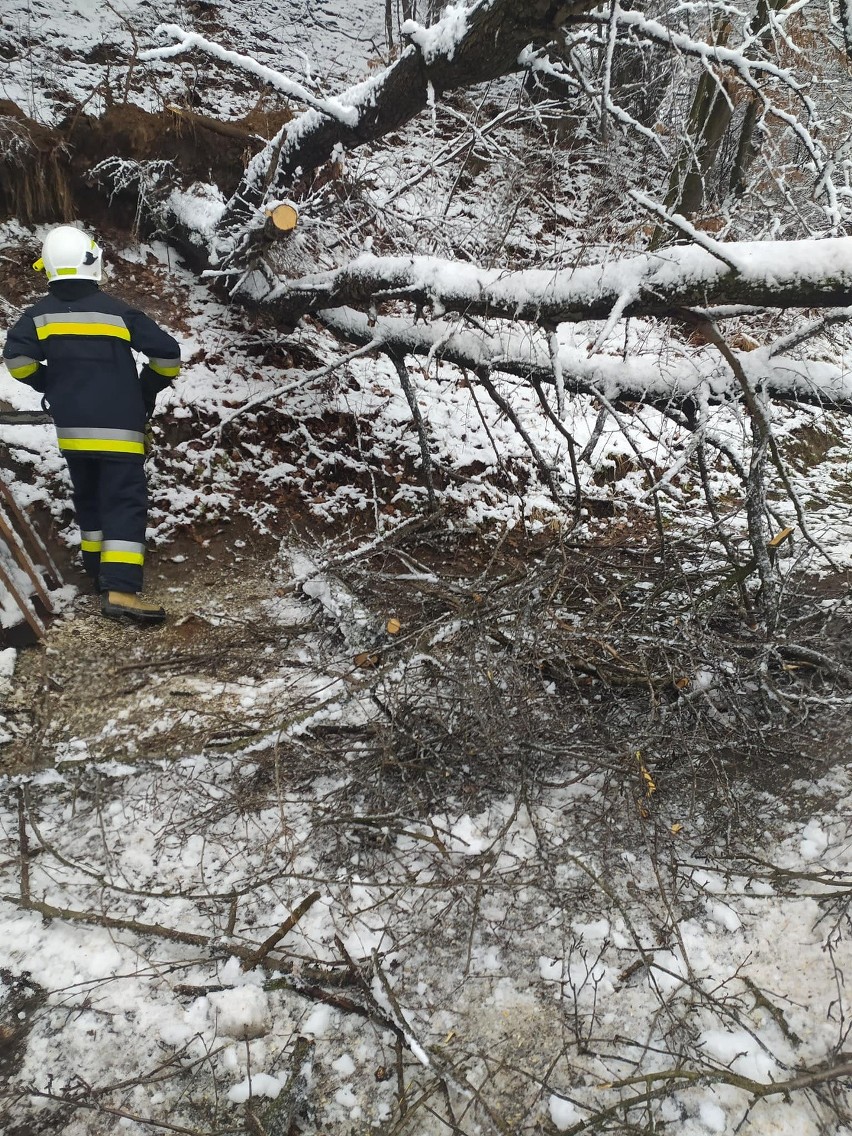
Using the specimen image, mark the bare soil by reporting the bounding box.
[0,98,291,230]
[1,523,292,774]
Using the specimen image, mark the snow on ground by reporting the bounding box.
[2,217,852,1126]
[0,750,850,1134]
[2,3,852,1131]
[0,0,385,124]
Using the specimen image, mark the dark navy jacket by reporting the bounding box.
[3,280,181,461]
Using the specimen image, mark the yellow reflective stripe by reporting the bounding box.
[101,551,145,565]
[55,267,78,276]
[8,361,39,379]
[36,322,131,341]
[58,438,145,455]
[147,360,181,377]
[80,539,102,552]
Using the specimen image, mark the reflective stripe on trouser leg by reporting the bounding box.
[57,428,145,457]
[97,459,149,594]
[101,540,145,565]
[80,529,104,553]
[65,457,103,583]
[80,529,103,581]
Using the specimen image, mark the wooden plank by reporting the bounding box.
[703,526,797,604]
[0,476,65,638]
[0,478,64,586]
[0,553,46,640]
[768,526,794,549]
[0,508,54,612]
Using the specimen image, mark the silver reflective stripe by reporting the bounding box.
[80,528,103,552]
[32,312,128,330]
[101,540,146,565]
[102,540,145,554]
[59,428,145,443]
[4,355,38,369]
[147,356,180,369]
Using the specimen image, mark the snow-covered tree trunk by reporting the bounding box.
[209,0,599,265]
[260,238,852,327]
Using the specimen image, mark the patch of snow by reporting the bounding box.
[227,1072,284,1102]
[549,1095,580,1131]
[402,4,470,63]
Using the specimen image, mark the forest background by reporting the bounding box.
[1,1,852,1134]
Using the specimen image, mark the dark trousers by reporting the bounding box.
[65,456,148,593]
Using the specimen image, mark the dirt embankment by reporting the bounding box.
[0,98,290,236]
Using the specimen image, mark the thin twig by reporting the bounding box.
[388,351,438,511]
[240,890,321,970]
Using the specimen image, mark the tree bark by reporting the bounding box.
[317,308,852,413]
[662,74,734,218]
[730,97,761,197]
[256,240,852,327]
[650,17,733,243]
[212,0,598,263]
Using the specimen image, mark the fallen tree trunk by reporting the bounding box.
[3,16,849,419]
[318,307,852,412]
[5,96,851,413]
[198,0,598,262]
[259,239,852,327]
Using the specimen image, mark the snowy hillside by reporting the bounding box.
[2,1,852,1134]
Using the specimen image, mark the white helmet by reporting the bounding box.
[34,225,103,282]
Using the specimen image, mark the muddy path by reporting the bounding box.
[0,524,319,774]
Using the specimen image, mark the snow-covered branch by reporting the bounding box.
[140,25,359,125]
[319,308,852,411]
[261,237,852,328]
[591,8,807,92]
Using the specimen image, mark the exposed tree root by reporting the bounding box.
[0,100,288,230]
[0,102,74,225]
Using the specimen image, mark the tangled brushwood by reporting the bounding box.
[3,0,852,1131]
[1,519,851,1135]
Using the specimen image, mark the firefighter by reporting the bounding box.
[2,225,181,624]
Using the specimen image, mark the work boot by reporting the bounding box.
[101,590,166,625]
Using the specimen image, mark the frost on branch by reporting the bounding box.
[237,230,852,419]
[319,307,852,412]
[264,235,852,328]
